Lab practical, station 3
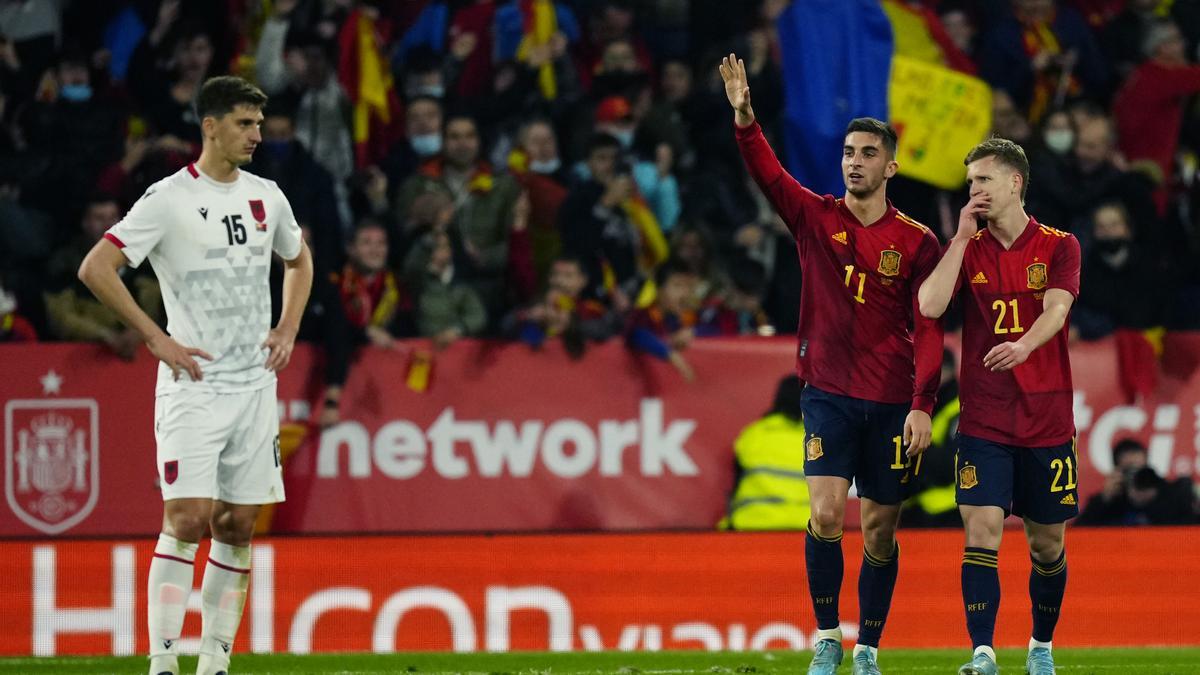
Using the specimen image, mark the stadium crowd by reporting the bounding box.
[1,0,1200,427]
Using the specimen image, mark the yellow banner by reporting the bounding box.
[888,55,992,190]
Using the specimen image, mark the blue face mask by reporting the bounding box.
[261,140,293,161]
[410,133,442,157]
[612,129,634,150]
[60,84,92,102]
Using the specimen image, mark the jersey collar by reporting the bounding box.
[835,197,897,228]
[981,216,1039,251]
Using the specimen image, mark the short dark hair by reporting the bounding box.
[195,76,268,122]
[1112,438,1147,467]
[586,132,622,156]
[844,117,898,157]
[654,258,696,287]
[964,137,1030,200]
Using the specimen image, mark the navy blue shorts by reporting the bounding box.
[800,385,918,505]
[954,434,1080,524]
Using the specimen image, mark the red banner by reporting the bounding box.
[2,336,1200,536]
[0,529,1196,656]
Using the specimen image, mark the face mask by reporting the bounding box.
[530,157,561,174]
[60,84,93,102]
[410,133,442,157]
[261,139,293,161]
[612,129,634,150]
[1043,129,1073,155]
[411,85,445,99]
[1096,238,1130,255]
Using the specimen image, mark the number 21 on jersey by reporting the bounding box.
[992,298,1024,335]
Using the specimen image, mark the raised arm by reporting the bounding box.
[918,193,989,318]
[720,52,816,237]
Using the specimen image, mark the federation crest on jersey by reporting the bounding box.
[5,400,99,534]
[877,249,902,277]
[249,199,267,232]
[958,463,978,489]
[1026,263,1047,290]
[805,436,824,461]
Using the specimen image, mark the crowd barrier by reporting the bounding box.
[3,336,1200,536]
[0,528,1195,656]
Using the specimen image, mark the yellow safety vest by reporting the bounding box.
[719,413,810,530]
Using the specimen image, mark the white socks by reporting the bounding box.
[974,645,997,662]
[1030,637,1053,652]
[853,644,879,659]
[147,533,198,674]
[816,627,843,643]
[196,541,251,675]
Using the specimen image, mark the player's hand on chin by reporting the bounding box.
[903,409,932,458]
[262,325,298,371]
[148,333,213,382]
[983,341,1030,372]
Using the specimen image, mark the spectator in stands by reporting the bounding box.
[0,282,37,342]
[977,0,1109,123]
[990,89,1032,147]
[128,17,211,146]
[672,226,728,303]
[559,133,661,310]
[19,48,124,232]
[1113,20,1200,211]
[1026,114,1158,234]
[43,195,162,359]
[939,3,980,64]
[412,229,486,348]
[587,95,681,232]
[245,111,345,273]
[255,4,354,224]
[376,96,444,196]
[1075,202,1165,338]
[508,118,569,282]
[1079,439,1198,525]
[626,260,706,381]
[700,255,773,337]
[1101,0,1166,79]
[320,218,414,427]
[718,374,809,530]
[503,256,618,358]
[397,114,521,322]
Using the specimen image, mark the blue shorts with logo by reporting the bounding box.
[954,433,1080,524]
[800,384,918,505]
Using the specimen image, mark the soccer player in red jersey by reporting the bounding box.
[918,138,1081,675]
[721,54,942,675]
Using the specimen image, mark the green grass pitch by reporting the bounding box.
[3,648,1199,674]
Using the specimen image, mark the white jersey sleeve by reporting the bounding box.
[272,187,303,261]
[106,181,171,268]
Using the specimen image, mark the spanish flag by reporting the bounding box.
[515,0,558,99]
[338,8,404,168]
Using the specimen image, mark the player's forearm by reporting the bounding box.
[911,314,943,415]
[277,243,313,335]
[77,251,166,344]
[1015,302,1069,353]
[918,238,968,318]
[734,105,755,128]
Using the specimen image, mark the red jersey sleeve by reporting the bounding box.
[910,231,944,415]
[734,121,823,239]
[1048,235,1081,298]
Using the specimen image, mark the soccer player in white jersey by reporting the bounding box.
[78,76,313,675]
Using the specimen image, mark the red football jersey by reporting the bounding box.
[956,218,1081,446]
[736,122,942,413]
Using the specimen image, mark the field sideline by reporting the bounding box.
[3,648,1199,674]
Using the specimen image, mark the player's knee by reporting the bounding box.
[862,522,896,556]
[1027,531,1064,561]
[810,502,844,534]
[165,511,209,542]
[210,512,257,546]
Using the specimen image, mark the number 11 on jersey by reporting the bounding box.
[844,265,866,304]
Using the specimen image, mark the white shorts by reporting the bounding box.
[154,383,285,504]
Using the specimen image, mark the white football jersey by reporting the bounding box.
[106,163,303,395]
